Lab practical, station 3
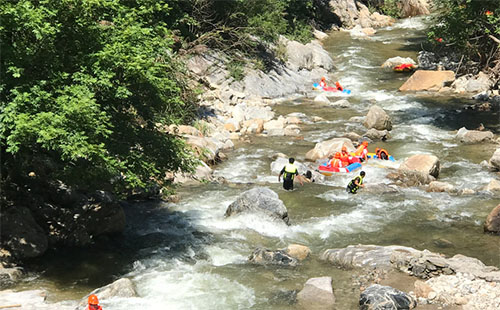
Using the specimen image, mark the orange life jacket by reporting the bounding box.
[335,81,343,91]
[87,305,102,310]
[340,152,350,166]
[354,145,366,156]
[376,148,389,158]
[328,158,342,168]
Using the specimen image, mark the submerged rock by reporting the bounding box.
[248,248,298,267]
[427,181,454,193]
[484,204,500,234]
[363,105,392,131]
[225,187,290,224]
[296,277,335,310]
[359,284,416,310]
[78,278,137,309]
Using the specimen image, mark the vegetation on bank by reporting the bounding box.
[429,0,500,75]
[0,0,335,200]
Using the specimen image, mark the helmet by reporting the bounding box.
[88,294,99,305]
[334,152,341,159]
[360,171,366,176]
[341,146,347,152]
[375,147,380,153]
[321,77,326,81]
[362,141,368,146]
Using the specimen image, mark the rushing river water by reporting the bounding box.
[16,17,500,309]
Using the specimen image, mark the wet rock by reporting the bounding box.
[248,248,298,267]
[456,127,494,143]
[485,179,500,192]
[296,277,335,310]
[489,148,500,170]
[283,244,311,261]
[0,206,48,260]
[349,116,365,122]
[244,119,265,134]
[417,51,462,72]
[313,29,329,40]
[284,124,301,136]
[286,116,302,124]
[350,25,376,37]
[0,265,23,288]
[78,278,137,309]
[387,170,435,186]
[427,181,454,193]
[363,105,392,131]
[363,128,391,141]
[305,138,355,161]
[329,99,350,108]
[174,161,213,184]
[342,132,362,141]
[359,284,416,310]
[381,57,416,68]
[363,183,399,194]
[399,70,455,92]
[284,38,334,71]
[484,204,500,234]
[459,188,476,195]
[225,187,290,224]
[399,154,440,178]
[312,116,325,122]
[269,289,298,305]
[314,93,330,103]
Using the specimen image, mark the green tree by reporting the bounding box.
[0,0,197,195]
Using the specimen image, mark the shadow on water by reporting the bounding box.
[22,200,213,295]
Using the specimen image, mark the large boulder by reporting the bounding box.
[225,187,290,224]
[284,39,334,71]
[427,181,454,193]
[296,277,335,310]
[485,179,500,192]
[0,206,48,260]
[484,204,500,234]
[381,57,416,68]
[363,128,391,141]
[329,0,394,29]
[399,70,455,92]
[399,0,430,18]
[305,138,355,161]
[489,148,500,170]
[78,278,137,309]
[399,154,440,178]
[248,248,298,267]
[359,284,416,310]
[363,105,392,131]
[456,127,494,143]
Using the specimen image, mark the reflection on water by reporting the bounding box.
[17,16,500,309]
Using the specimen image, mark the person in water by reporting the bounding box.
[346,171,365,194]
[87,294,103,310]
[340,146,351,167]
[319,77,327,88]
[375,147,389,160]
[335,81,343,91]
[328,152,343,168]
[354,141,369,161]
[296,170,315,184]
[279,158,300,190]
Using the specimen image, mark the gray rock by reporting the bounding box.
[248,248,298,267]
[484,204,500,234]
[225,187,290,224]
[363,105,392,131]
[427,181,454,193]
[0,206,48,260]
[381,57,416,68]
[456,127,494,143]
[363,128,391,141]
[489,148,500,170]
[296,277,335,309]
[330,99,350,108]
[314,93,330,103]
[399,154,440,178]
[78,278,137,309]
[360,284,416,310]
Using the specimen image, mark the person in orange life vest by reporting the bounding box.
[354,141,368,161]
[340,146,350,166]
[335,81,343,91]
[328,152,343,168]
[319,77,327,89]
[87,294,103,310]
[375,147,389,160]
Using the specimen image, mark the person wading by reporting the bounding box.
[87,294,103,310]
[346,171,365,194]
[279,158,300,190]
[375,147,389,160]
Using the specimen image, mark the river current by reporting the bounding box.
[17,17,500,309]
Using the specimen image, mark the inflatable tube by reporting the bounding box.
[312,83,351,94]
[318,162,362,176]
[367,152,395,162]
[393,63,415,72]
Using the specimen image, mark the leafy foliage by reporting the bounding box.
[0,0,197,194]
[429,0,500,66]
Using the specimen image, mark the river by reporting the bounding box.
[15,17,500,309]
